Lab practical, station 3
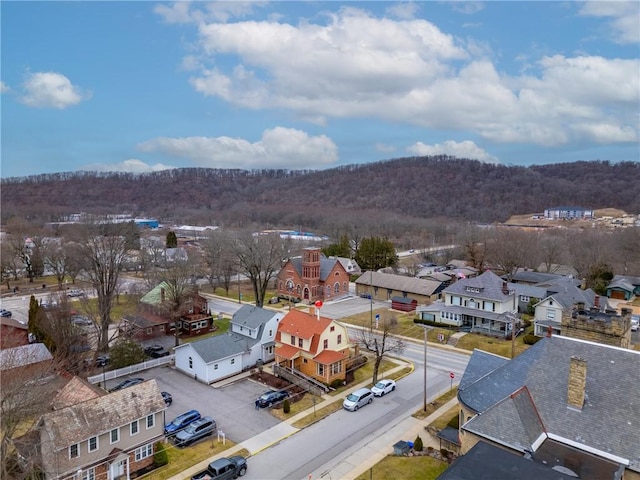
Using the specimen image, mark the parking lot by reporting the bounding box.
[105,366,282,444]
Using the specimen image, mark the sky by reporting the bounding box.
[1,1,639,178]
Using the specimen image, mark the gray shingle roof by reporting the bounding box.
[0,343,52,370]
[444,270,514,302]
[189,332,259,363]
[40,379,166,449]
[355,271,443,296]
[231,305,279,329]
[459,336,640,471]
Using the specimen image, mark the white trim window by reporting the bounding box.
[146,414,155,429]
[547,309,556,320]
[69,443,79,459]
[110,428,119,444]
[135,443,153,461]
[88,436,98,453]
[82,468,95,480]
[131,419,139,436]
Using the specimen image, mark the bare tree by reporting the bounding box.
[354,315,405,384]
[536,231,569,273]
[201,230,237,294]
[233,230,288,307]
[69,224,130,353]
[460,225,490,271]
[1,240,22,288]
[41,239,71,289]
[486,229,535,281]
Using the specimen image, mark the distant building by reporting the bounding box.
[543,206,594,220]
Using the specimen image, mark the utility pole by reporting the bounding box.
[423,325,428,412]
[369,270,373,332]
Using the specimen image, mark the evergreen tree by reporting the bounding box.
[166,231,178,248]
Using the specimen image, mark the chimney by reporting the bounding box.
[502,281,508,295]
[161,288,165,302]
[546,325,553,338]
[567,356,587,410]
[594,295,600,309]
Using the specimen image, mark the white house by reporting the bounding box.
[416,271,519,337]
[174,305,284,383]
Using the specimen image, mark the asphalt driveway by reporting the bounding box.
[105,366,281,443]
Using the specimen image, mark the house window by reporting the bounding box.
[337,334,342,344]
[88,436,98,453]
[69,443,79,459]
[146,414,154,429]
[326,286,331,296]
[484,301,495,312]
[189,357,193,369]
[291,335,296,345]
[330,362,342,375]
[547,309,556,320]
[131,420,139,436]
[330,326,335,332]
[298,338,303,348]
[303,358,307,363]
[317,364,325,376]
[146,327,152,335]
[266,345,273,354]
[334,283,340,293]
[521,295,530,302]
[231,358,235,365]
[135,443,153,461]
[323,339,328,349]
[110,428,119,444]
[269,329,273,337]
[214,364,218,370]
[82,468,95,480]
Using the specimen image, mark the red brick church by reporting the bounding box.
[276,247,350,303]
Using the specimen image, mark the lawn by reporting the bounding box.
[353,455,448,480]
[139,440,249,480]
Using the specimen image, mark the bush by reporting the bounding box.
[413,435,423,452]
[283,399,290,414]
[330,379,344,389]
[153,441,168,467]
[523,333,542,345]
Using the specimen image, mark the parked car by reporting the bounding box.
[359,293,372,300]
[161,391,173,406]
[71,314,93,326]
[165,409,201,436]
[631,315,639,332]
[145,344,170,358]
[192,456,247,480]
[40,299,58,309]
[175,416,217,447]
[257,389,289,408]
[343,387,373,411]
[67,289,85,297]
[109,377,144,392]
[0,308,12,318]
[371,379,396,397]
[95,354,110,367]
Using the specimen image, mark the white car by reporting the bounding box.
[371,379,396,397]
[67,289,85,297]
[631,315,639,332]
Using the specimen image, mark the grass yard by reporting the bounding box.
[139,440,249,480]
[353,455,448,480]
[412,387,458,420]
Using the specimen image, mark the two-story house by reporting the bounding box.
[457,335,640,477]
[28,379,166,480]
[174,305,284,383]
[276,247,351,304]
[416,271,519,337]
[274,308,352,385]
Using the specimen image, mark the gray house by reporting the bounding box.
[457,335,640,477]
[174,305,284,384]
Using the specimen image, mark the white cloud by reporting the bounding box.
[20,72,88,109]
[154,1,267,24]
[451,2,485,15]
[579,1,640,45]
[137,127,339,169]
[170,6,639,148]
[0,81,9,93]
[82,159,175,173]
[407,140,498,163]
[385,2,420,20]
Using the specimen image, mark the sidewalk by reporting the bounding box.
[168,359,458,480]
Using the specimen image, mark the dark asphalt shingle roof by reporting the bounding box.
[232,305,279,329]
[190,332,259,363]
[444,270,514,302]
[458,336,640,472]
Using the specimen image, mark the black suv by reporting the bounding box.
[145,344,170,358]
[258,389,289,408]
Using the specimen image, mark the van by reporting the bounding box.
[175,416,217,446]
[343,387,373,411]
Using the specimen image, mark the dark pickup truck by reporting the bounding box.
[192,456,247,480]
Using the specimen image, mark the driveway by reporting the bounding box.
[106,366,281,443]
[319,296,389,319]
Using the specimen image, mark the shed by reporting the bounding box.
[391,296,417,312]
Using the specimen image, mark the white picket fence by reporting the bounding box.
[87,355,174,385]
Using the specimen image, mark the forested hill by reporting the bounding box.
[2,157,638,226]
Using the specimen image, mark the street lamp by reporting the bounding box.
[421,324,428,412]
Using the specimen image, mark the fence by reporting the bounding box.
[87,355,174,385]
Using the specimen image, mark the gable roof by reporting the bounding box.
[231,305,280,329]
[459,335,640,471]
[608,275,640,292]
[51,376,104,411]
[355,270,443,296]
[180,332,259,363]
[534,285,598,310]
[40,379,165,449]
[0,343,53,370]
[288,254,346,281]
[444,270,514,301]
[277,309,333,340]
[140,281,171,306]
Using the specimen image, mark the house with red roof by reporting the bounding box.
[274,308,352,385]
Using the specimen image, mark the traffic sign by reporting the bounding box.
[449,372,455,379]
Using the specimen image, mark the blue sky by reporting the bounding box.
[1,1,639,178]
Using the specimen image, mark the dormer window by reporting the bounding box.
[465,286,482,294]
